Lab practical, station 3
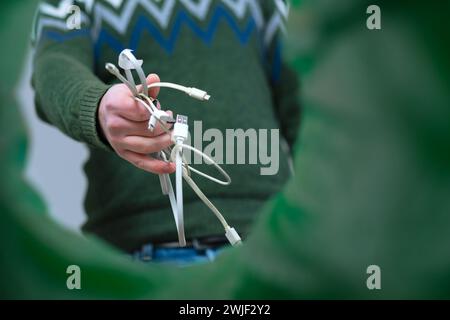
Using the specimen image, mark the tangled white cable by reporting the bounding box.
[105,49,242,247]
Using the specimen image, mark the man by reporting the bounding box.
[32,0,300,261]
[2,0,450,299]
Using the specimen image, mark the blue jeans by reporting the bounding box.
[131,243,226,267]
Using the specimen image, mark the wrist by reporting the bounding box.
[96,95,112,149]
[79,82,112,150]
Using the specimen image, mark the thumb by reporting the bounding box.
[135,73,160,98]
[146,73,160,98]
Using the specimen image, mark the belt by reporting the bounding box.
[132,236,230,261]
[153,236,230,250]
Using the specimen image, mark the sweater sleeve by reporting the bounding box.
[263,1,301,150]
[32,0,111,150]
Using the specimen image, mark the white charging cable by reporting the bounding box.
[136,97,238,246]
[119,49,148,96]
[169,119,240,246]
[105,49,242,247]
[108,51,177,222]
[172,115,188,247]
[147,82,210,101]
[105,63,139,96]
[169,114,241,246]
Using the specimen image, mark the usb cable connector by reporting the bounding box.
[172,115,189,143]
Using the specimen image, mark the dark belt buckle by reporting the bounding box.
[192,239,207,251]
[141,243,154,261]
[192,236,228,251]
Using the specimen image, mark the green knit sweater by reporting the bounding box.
[32,0,299,251]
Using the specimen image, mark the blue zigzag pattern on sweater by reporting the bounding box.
[94,4,258,58]
[41,4,281,82]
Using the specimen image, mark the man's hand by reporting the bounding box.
[98,73,175,174]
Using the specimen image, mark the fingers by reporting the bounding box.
[107,76,165,122]
[130,120,172,137]
[127,110,174,136]
[136,73,160,98]
[147,73,160,98]
[107,116,172,138]
[120,150,175,174]
[119,133,174,154]
[100,83,176,175]
[153,99,161,109]
[116,97,150,122]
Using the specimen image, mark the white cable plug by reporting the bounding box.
[187,87,210,101]
[172,115,189,142]
[148,109,171,131]
[183,173,241,247]
[225,226,242,246]
[147,83,210,101]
